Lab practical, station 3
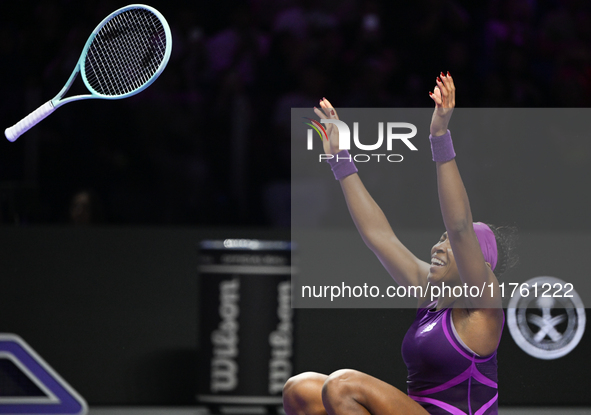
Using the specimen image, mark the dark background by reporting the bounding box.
[1,0,591,409]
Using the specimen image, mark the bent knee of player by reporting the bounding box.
[322,369,363,407]
[283,372,325,413]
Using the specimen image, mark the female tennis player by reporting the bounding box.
[283,73,517,415]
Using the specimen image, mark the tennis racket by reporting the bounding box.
[5,4,172,142]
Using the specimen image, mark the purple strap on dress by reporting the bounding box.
[430,130,456,162]
[326,149,358,180]
[473,222,498,271]
[409,396,468,415]
[475,394,499,415]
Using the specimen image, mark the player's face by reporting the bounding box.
[427,232,460,286]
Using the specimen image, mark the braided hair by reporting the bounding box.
[486,224,519,278]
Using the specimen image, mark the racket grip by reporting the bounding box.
[5,101,55,142]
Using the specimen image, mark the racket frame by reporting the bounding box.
[5,3,172,142]
[51,3,172,108]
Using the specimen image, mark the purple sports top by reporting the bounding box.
[401,301,503,415]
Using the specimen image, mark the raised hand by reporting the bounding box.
[429,72,456,137]
[314,98,340,155]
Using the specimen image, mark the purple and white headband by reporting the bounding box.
[473,222,498,271]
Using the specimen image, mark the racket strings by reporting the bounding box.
[84,8,167,97]
[94,11,165,93]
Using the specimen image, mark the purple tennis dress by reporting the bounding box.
[401,302,502,415]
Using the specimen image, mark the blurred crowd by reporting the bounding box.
[1,0,591,228]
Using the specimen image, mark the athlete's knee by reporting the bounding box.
[284,372,321,399]
[283,372,325,411]
[321,369,362,406]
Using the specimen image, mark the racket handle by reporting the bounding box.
[5,101,55,142]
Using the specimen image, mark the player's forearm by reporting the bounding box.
[436,159,473,234]
[339,174,396,249]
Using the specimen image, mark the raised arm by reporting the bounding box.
[315,99,430,289]
[428,74,501,308]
